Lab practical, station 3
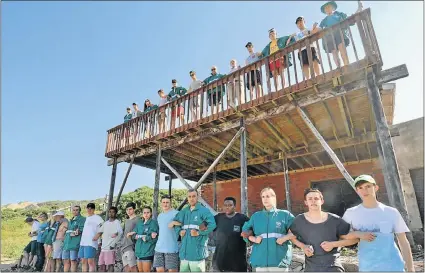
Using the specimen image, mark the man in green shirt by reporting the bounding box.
[202,66,226,115]
[168,79,187,129]
[62,205,86,272]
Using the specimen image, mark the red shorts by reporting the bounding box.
[171,106,184,118]
[269,59,282,72]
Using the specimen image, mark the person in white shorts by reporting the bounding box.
[120,202,139,272]
[52,211,68,272]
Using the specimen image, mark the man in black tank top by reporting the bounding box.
[212,197,249,272]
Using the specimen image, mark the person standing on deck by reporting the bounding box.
[242,187,295,271]
[245,42,263,100]
[120,202,140,272]
[153,195,180,272]
[79,203,104,272]
[202,66,226,115]
[173,189,217,272]
[212,197,250,272]
[187,71,203,121]
[341,175,415,272]
[168,79,187,129]
[289,188,359,272]
[227,59,242,109]
[157,89,168,134]
[62,205,86,272]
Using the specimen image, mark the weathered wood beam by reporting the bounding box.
[337,96,353,137]
[291,158,304,169]
[342,95,355,136]
[353,144,360,161]
[107,65,406,165]
[322,101,340,141]
[213,167,217,211]
[153,146,161,219]
[339,148,346,163]
[264,120,295,149]
[115,155,135,207]
[171,147,210,165]
[283,156,292,212]
[312,152,324,166]
[262,120,292,150]
[302,155,315,168]
[106,158,117,220]
[241,117,248,215]
[285,113,309,147]
[210,136,240,159]
[187,143,221,160]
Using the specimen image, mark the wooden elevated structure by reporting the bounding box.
[103,9,414,244]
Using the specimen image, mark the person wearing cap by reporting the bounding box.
[260,28,294,90]
[22,217,40,268]
[124,107,133,123]
[286,16,321,80]
[227,59,243,109]
[241,187,295,271]
[314,1,352,68]
[153,195,180,272]
[62,205,86,272]
[143,99,158,138]
[187,71,203,121]
[93,206,123,272]
[157,89,168,134]
[172,189,216,272]
[51,211,69,272]
[79,203,104,272]
[289,188,359,272]
[120,202,140,272]
[342,175,415,272]
[202,66,226,115]
[245,42,263,100]
[132,102,143,119]
[35,212,49,271]
[167,79,187,129]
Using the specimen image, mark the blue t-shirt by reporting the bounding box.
[155,209,179,253]
[320,12,347,29]
[37,222,49,243]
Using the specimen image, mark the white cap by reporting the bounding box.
[53,211,65,217]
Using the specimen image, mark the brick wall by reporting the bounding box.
[201,161,387,215]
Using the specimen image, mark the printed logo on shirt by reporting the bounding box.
[145,227,149,232]
[193,216,198,222]
[233,225,241,232]
[276,221,282,229]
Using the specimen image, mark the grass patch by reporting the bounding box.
[1,218,30,262]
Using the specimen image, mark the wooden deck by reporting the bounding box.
[104,9,407,183]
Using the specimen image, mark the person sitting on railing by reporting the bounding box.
[245,42,263,100]
[202,66,226,115]
[227,59,242,109]
[314,1,352,68]
[187,71,203,121]
[167,79,187,129]
[286,16,321,80]
[143,99,158,138]
[259,28,294,91]
[157,89,168,134]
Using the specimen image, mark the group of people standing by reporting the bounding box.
[22,173,415,272]
[121,1,363,136]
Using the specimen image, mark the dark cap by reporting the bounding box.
[132,102,138,106]
[25,217,34,223]
[189,70,195,75]
[126,107,131,110]
[86,203,95,209]
[245,42,253,48]
[296,16,304,24]
[157,89,164,93]
[269,28,276,34]
[171,79,177,83]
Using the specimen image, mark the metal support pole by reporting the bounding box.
[153,145,161,220]
[106,159,117,220]
[213,167,217,211]
[283,155,292,212]
[240,117,248,215]
[168,175,173,197]
[115,155,135,207]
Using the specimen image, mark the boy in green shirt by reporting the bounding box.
[202,66,226,115]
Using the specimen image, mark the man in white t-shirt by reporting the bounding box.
[187,70,203,121]
[79,203,104,272]
[227,60,243,109]
[22,217,40,268]
[94,206,123,272]
[342,175,415,272]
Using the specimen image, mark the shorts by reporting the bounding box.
[268,55,292,78]
[153,251,179,270]
[298,47,321,66]
[137,255,154,262]
[322,30,350,53]
[246,70,262,90]
[98,250,116,266]
[122,250,137,267]
[208,92,222,106]
[171,106,184,118]
[256,267,288,272]
[24,241,37,255]
[180,259,206,272]
[62,249,78,261]
[78,246,97,259]
[52,240,64,259]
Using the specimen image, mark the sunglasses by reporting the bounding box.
[211,68,216,71]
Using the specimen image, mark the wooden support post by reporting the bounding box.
[115,155,135,207]
[153,145,161,220]
[283,155,292,212]
[167,175,173,197]
[296,105,356,189]
[367,71,416,246]
[213,167,217,211]
[240,117,248,215]
[106,159,117,220]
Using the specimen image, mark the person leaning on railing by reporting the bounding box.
[167,79,187,128]
[143,99,158,138]
[202,66,226,114]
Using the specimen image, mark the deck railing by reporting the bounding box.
[105,9,380,157]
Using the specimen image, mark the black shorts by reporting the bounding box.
[137,255,154,262]
[24,241,38,255]
[322,30,350,53]
[298,47,321,66]
[208,92,222,106]
[246,70,262,90]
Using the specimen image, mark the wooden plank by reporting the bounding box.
[168,176,172,197]
[153,145,161,219]
[115,155,135,207]
[107,65,406,165]
[337,96,352,137]
[213,167,217,211]
[262,120,292,150]
[283,156,292,212]
[240,117,248,215]
[106,158,118,220]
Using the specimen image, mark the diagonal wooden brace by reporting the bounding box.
[161,157,217,215]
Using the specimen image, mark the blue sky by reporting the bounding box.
[2,1,423,205]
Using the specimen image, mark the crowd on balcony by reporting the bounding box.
[119,1,365,136]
